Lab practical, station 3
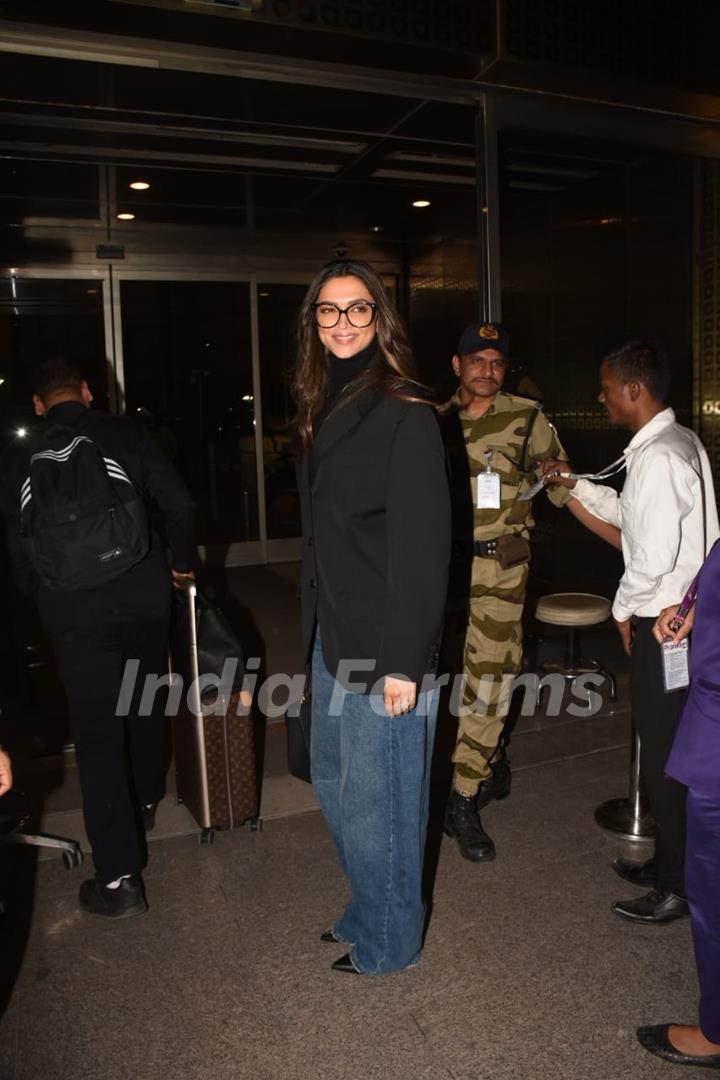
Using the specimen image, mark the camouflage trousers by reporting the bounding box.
[452,555,529,797]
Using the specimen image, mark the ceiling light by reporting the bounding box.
[130,181,150,190]
[116,212,135,220]
[0,378,5,386]
[369,225,384,233]
[412,200,431,208]
[16,427,27,438]
[259,291,269,297]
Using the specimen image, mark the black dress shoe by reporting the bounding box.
[612,856,657,889]
[331,953,361,974]
[443,791,495,862]
[612,889,689,925]
[636,1025,720,1068]
[79,873,148,919]
[320,929,344,943]
[475,759,511,811]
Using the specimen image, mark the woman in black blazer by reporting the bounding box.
[294,259,450,975]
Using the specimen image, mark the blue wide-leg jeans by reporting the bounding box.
[310,630,438,975]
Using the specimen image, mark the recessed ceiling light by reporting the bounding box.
[259,291,270,297]
[369,224,384,233]
[130,181,150,191]
[412,199,431,208]
[116,212,135,221]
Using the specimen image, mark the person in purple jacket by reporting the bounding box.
[636,539,720,1068]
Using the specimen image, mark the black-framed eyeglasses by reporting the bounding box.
[312,301,378,328]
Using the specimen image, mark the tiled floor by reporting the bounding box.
[0,566,700,1080]
[0,746,697,1080]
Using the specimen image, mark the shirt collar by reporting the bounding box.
[457,390,510,420]
[624,407,676,455]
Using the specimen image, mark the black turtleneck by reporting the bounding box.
[315,338,380,435]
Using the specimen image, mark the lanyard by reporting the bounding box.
[671,537,720,628]
[519,454,626,502]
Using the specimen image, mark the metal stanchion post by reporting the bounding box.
[595,730,655,840]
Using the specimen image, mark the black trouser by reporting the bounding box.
[630,618,687,896]
[52,613,171,884]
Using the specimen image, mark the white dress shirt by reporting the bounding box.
[572,408,719,620]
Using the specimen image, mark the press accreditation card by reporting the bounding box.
[476,471,501,510]
[661,639,690,694]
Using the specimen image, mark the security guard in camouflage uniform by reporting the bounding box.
[443,322,571,862]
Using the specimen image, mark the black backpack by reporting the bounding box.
[20,422,150,590]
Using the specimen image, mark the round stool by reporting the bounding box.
[534,592,617,700]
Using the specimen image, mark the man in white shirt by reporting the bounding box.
[543,338,719,925]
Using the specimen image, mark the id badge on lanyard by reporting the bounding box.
[661,639,690,693]
[476,450,501,510]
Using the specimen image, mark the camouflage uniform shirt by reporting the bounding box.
[458,391,571,541]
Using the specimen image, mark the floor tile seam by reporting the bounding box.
[507,742,630,773]
[511,707,631,733]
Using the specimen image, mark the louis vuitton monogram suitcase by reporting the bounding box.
[172,581,261,843]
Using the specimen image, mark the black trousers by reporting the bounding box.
[630,618,687,896]
[52,613,171,883]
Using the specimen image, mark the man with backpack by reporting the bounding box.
[1,359,196,918]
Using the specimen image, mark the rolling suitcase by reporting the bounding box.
[171,580,261,844]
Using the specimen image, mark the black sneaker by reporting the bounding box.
[79,873,148,919]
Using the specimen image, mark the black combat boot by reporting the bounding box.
[475,759,511,811]
[444,791,496,862]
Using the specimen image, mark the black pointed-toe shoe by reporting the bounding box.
[331,953,361,974]
[320,929,344,943]
[79,873,148,918]
[612,856,658,889]
[636,1025,720,1068]
[612,889,689,925]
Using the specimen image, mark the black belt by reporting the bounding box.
[473,537,500,557]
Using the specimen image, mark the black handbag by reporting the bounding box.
[285,682,312,784]
[171,587,246,702]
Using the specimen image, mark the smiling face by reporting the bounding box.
[452,348,508,410]
[314,274,378,359]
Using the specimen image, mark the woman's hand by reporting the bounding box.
[384,676,417,718]
[0,747,13,797]
[653,603,695,645]
[538,458,577,489]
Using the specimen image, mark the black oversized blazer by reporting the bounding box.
[297,386,451,689]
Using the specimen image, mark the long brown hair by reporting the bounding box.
[292,259,435,451]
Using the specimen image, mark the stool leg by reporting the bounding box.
[595,666,617,701]
[564,627,580,670]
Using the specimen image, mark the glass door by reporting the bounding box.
[117,278,260,557]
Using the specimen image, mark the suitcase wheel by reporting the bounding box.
[63,847,83,870]
[199,828,215,845]
[244,817,263,833]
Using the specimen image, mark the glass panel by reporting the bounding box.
[0,277,108,445]
[119,280,256,545]
[257,284,308,540]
